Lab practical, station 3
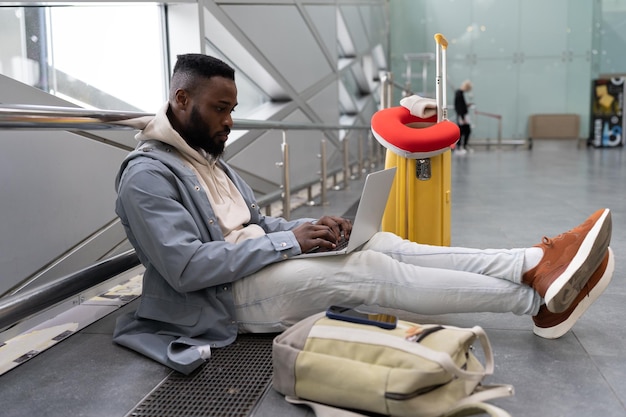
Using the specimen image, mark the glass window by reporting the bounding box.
[0,7,36,86]
[0,4,167,112]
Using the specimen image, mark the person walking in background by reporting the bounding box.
[454,80,472,153]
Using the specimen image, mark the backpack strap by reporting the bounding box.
[285,395,513,417]
[442,402,512,417]
[285,397,365,417]
[454,384,515,408]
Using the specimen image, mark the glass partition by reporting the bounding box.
[0,4,167,112]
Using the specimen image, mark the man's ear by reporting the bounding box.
[173,89,189,109]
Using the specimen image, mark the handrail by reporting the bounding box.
[472,107,504,149]
[0,103,381,217]
[0,249,140,331]
[0,104,370,131]
[474,109,502,120]
[0,103,381,332]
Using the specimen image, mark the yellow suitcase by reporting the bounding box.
[382,150,451,245]
[372,34,458,246]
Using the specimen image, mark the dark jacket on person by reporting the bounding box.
[454,89,469,122]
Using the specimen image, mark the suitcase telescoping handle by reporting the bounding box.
[434,33,448,123]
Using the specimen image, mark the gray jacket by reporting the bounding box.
[113,140,311,374]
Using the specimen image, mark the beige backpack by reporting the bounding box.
[272,312,513,417]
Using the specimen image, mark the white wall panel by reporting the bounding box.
[222,4,333,93]
[339,5,370,55]
[201,6,286,98]
[304,4,338,67]
[0,77,131,295]
[202,0,388,192]
[306,80,340,126]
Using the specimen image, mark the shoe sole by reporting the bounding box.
[544,209,612,313]
[534,247,614,339]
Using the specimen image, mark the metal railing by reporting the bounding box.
[0,104,383,331]
[0,249,140,331]
[470,106,527,149]
[473,108,503,149]
[0,104,384,219]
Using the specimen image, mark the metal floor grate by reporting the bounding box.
[127,334,276,417]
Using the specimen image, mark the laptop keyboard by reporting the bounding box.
[306,236,349,254]
[335,237,349,250]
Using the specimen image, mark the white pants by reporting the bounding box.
[233,231,541,333]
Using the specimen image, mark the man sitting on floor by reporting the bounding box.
[113,54,614,374]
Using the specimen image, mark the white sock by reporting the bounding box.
[522,247,544,274]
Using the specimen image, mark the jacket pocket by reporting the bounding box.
[137,294,202,327]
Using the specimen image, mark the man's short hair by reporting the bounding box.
[170,54,235,99]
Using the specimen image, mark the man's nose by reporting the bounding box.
[224,113,234,127]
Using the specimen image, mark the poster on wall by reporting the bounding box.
[589,77,625,148]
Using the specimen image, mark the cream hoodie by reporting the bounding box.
[136,103,265,244]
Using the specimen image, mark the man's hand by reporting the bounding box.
[292,216,352,253]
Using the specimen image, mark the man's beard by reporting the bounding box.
[183,107,227,158]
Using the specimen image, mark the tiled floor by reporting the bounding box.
[0,139,624,417]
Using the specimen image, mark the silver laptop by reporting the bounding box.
[292,167,396,259]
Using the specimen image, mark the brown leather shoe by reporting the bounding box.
[523,208,611,313]
[533,247,614,339]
